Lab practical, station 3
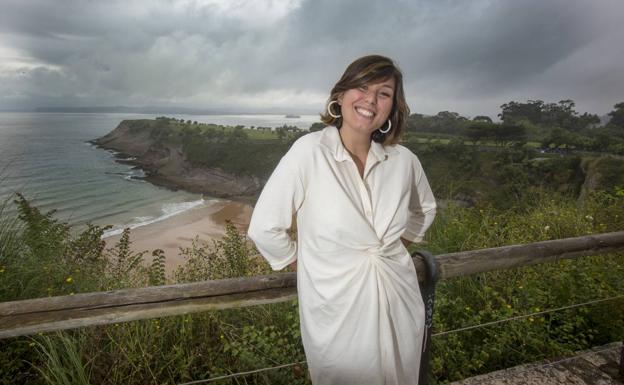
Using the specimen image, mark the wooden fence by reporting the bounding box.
[1,231,623,339]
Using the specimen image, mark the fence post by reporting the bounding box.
[414,249,439,385]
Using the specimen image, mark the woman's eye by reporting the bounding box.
[380,92,391,98]
[359,85,368,91]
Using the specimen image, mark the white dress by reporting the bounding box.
[247,126,436,385]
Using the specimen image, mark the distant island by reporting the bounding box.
[285,114,300,118]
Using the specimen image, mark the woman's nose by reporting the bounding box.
[364,90,377,105]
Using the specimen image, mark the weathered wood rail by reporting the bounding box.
[1,231,623,339]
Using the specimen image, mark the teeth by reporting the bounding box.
[355,107,374,118]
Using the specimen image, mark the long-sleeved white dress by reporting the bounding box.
[247,126,436,385]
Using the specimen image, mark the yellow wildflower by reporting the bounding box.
[66,277,73,283]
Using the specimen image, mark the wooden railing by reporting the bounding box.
[1,231,623,339]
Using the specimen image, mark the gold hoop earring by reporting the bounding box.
[379,119,392,134]
[327,100,341,118]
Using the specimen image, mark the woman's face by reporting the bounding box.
[338,77,395,137]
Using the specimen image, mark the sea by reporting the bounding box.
[0,112,320,237]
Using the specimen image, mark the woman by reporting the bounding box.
[248,55,436,385]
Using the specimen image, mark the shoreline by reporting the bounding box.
[103,199,253,276]
[90,123,263,277]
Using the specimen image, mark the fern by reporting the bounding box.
[148,249,166,286]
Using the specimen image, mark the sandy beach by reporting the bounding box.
[103,199,253,275]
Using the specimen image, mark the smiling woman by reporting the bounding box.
[248,55,436,385]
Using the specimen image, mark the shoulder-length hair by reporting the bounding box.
[320,55,410,145]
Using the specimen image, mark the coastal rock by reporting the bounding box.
[92,120,264,198]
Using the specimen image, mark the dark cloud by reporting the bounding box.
[0,0,622,117]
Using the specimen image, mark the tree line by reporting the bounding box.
[404,100,624,154]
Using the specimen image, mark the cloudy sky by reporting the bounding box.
[1,0,623,118]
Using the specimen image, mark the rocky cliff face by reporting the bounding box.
[578,155,624,201]
[93,120,264,198]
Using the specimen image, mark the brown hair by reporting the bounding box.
[320,55,410,145]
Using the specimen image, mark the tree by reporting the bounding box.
[541,127,569,149]
[276,127,286,141]
[492,123,527,146]
[406,111,469,135]
[227,127,248,145]
[499,99,599,132]
[499,100,544,124]
[578,113,601,129]
[309,122,325,132]
[463,121,494,144]
[472,115,492,123]
[591,129,613,151]
[608,102,624,128]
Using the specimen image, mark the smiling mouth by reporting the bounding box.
[355,106,375,119]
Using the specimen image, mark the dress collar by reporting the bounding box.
[319,126,398,163]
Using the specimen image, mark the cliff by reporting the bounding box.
[92,119,266,198]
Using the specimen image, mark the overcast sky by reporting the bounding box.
[1,0,622,118]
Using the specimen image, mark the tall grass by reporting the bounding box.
[0,193,25,299]
[32,333,91,385]
[0,192,35,384]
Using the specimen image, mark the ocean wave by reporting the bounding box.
[123,168,146,180]
[102,198,207,238]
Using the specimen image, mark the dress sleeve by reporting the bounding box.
[247,152,305,270]
[401,154,436,243]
